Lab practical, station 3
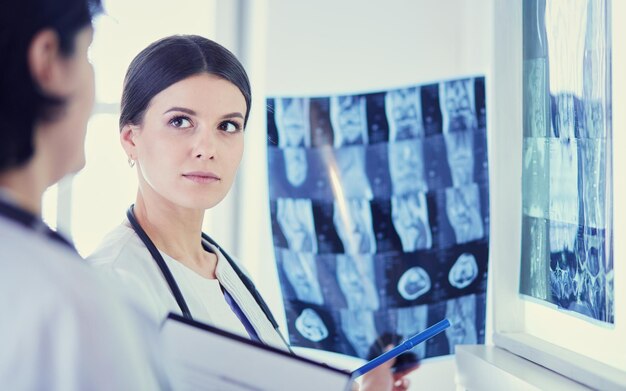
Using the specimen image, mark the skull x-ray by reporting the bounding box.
[519,0,613,323]
[267,76,489,360]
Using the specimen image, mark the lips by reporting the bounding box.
[182,171,220,184]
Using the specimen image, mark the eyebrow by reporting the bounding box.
[220,112,245,120]
[164,107,196,116]
[163,107,244,120]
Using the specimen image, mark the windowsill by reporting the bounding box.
[493,332,626,390]
[455,344,590,390]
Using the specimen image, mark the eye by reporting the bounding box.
[219,120,243,133]
[169,116,193,129]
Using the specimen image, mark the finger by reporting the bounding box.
[377,344,397,370]
[393,362,420,380]
[393,377,410,391]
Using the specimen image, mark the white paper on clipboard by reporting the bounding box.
[160,313,353,391]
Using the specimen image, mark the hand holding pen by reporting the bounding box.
[353,318,451,378]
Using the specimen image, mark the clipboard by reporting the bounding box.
[160,313,353,391]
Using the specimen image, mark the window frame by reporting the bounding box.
[490,1,626,388]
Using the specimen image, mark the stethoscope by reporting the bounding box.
[126,205,292,351]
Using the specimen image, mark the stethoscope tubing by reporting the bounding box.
[125,205,280,330]
[126,205,193,319]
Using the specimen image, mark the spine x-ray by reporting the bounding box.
[519,0,613,324]
[267,76,489,360]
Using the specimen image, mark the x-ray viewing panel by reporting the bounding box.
[519,0,613,324]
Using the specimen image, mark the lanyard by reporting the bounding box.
[0,195,76,252]
[125,205,282,339]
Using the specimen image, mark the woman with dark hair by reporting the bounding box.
[0,0,166,389]
[89,34,415,390]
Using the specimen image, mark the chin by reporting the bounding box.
[179,194,227,211]
[71,156,87,174]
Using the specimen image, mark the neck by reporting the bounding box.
[0,164,48,216]
[133,188,216,278]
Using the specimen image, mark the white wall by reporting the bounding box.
[265,0,492,95]
[236,1,494,389]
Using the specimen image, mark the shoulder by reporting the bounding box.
[0,217,143,321]
[87,220,173,323]
[0,216,100,301]
[88,220,147,267]
[0,219,166,389]
[87,220,168,290]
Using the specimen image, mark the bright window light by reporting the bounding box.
[69,0,217,256]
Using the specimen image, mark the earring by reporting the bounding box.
[128,157,135,168]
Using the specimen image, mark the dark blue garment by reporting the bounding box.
[222,289,261,342]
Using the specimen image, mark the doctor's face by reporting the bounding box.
[128,73,246,210]
[42,27,95,182]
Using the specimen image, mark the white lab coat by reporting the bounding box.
[0,216,169,390]
[88,220,288,351]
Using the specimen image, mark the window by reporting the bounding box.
[491,0,625,387]
[55,0,217,256]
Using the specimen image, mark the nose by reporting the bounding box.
[193,128,217,160]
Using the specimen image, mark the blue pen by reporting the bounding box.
[351,318,451,378]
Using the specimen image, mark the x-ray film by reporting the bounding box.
[520,0,613,323]
[267,76,489,360]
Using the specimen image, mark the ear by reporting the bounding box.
[120,124,138,159]
[28,29,70,96]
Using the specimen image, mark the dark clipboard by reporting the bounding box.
[160,313,353,391]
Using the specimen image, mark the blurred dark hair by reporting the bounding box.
[0,0,103,172]
[119,35,251,131]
